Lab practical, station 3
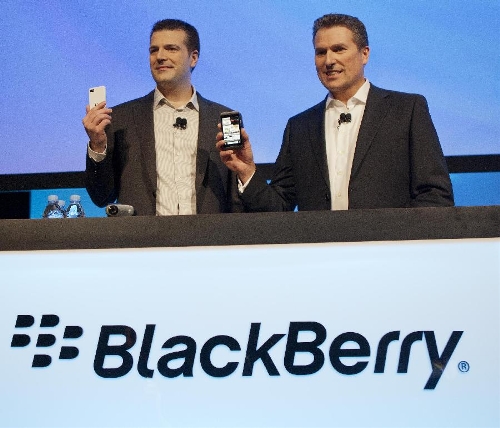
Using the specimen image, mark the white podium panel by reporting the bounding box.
[1,238,499,427]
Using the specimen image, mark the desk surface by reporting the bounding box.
[1,206,498,251]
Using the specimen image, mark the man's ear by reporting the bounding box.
[190,50,199,69]
[361,46,370,65]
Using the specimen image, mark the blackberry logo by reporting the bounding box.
[9,317,464,390]
[10,314,83,367]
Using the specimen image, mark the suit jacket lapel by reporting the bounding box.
[308,101,330,190]
[133,91,157,197]
[351,85,390,179]
[196,95,212,193]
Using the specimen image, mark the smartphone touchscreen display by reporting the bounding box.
[221,112,243,149]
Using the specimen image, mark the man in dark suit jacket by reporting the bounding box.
[84,19,241,215]
[217,14,454,211]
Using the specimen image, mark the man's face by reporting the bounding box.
[314,26,369,103]
[149,29,198,90]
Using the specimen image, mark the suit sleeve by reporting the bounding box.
[240,120,297,212]
[227,170,245,213]
[84,125,118,208]
[409,95,454,207]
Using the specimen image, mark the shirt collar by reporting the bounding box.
[326,79,370,109]
[153,86,199,111]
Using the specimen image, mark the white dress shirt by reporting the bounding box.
[325,79,370,210]
[153,88,199,215]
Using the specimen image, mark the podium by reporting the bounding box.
[1,205,498,250]
[1,207,499,427]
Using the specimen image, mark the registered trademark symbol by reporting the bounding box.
[458,361,470,373]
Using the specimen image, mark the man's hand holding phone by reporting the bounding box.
[216,113,256,185]
[83,86,112,154]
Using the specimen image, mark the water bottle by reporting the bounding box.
[66,194,85,218]
[57,200,66,217]
[42,195,65,219]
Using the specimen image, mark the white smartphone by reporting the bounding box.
[89,86,106,108]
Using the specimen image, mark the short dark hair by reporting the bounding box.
[313,14,368,50]
[150,19,200,54]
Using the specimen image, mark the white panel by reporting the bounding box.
[1,238,499,427]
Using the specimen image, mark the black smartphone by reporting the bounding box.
[221,111,243,150]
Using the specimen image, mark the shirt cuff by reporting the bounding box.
[87,143,107,162]
[237,170,256,194]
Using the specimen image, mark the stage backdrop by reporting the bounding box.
[0,0,498,175]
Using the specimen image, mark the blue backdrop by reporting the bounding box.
[1,0,498,176]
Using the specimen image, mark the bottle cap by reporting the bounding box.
[48,195,58,202]
[69,194,81,202]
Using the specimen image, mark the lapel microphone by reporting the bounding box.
[173,117,188,130]
[338,113,352,127]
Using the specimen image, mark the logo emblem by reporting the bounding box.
[11,314,83,367]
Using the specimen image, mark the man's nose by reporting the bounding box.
[156,48,168,62]
[325,50,336,66]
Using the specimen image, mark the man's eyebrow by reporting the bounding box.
[149,43,181,50]
[315,42,347,49]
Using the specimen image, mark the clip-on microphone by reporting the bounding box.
[338,112,352,127]
[173,117,187,130]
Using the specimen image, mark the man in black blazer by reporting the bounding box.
[83,19,241,215]
[217,14,454,211]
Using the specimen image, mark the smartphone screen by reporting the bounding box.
[221,111,243,149]
[89,86,106,108]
